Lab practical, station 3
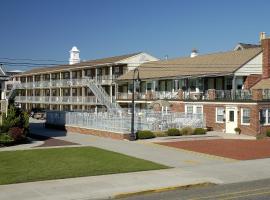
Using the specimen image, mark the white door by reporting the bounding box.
[225,106,238,134]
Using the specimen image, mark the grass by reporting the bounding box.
[0,147,168,185]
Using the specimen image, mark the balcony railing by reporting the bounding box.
[15,96,98,104]
[117,89,266,101]
[18,75,118,89]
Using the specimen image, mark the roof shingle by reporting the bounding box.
[117,48,262,80]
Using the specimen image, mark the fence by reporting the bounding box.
[46,109,205,134]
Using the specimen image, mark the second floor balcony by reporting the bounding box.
[117,89,270,102]
[18,75,120,89]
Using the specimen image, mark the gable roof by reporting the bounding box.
[117,47,262,81]
[17,52,142,76]
[234,43,261,51]
[251,78,270,89]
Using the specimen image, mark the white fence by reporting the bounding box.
[46,110,205,134]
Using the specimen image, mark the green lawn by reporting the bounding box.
[0,147,168,185]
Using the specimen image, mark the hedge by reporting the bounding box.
[137,130,155,139]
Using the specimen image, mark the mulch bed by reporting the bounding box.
[30,134,79,147]
[157,139,270,160]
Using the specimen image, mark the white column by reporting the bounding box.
[95,68,98,82]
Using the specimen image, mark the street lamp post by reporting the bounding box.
[131,68,140,140]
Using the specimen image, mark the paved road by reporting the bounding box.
[119,178,270,200]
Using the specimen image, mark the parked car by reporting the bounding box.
[30,109,46,120]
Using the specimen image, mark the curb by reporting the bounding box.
[113,182,215,199]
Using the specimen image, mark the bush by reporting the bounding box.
[266,129,270,137]
[137,130,155,139]
[1,106,20,133]
[0,133,14,145]
[166,128,181,136]
[193,128,207,135]
[8,127,25,141]
[234,127,241,134]
[21,112,30,129]
[181,127,194,135]
[154,131,168,137]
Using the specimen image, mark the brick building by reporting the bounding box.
[117,33,270,136]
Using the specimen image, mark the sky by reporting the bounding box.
[1,0,270,71]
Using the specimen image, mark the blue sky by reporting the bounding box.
[1,0,270,71]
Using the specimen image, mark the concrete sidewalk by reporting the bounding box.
[28,121,233,168]
[1,158,270,200]
[0,168,220,200]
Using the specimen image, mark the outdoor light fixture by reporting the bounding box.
[131,68,141,140]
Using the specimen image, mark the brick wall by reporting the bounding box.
[244,74,261,89]
[262,38,270,79]
[170,101,185,112]
[66,126,131,140]
[237,105,259,136]
[203,104,225,132]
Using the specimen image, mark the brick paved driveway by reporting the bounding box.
[157,139,270,160]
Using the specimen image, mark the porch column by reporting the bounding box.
[95,68,98,82]
[82,87,85,110]
[110,66,113,103]
[232,76,236,100]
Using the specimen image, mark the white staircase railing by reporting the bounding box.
[7,82,24,100]
[85,79,121,111]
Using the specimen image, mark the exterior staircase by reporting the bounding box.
[7,82,23,100]
[85,79,121,111]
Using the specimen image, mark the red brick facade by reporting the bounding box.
[262,38,270,78]
[66,126,131,140]
[244,74,261,89]
[183,102,270,136]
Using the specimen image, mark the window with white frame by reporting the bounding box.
[216,107,225,123]
[186,106,193,114]
[241,108,251,125]
[196,106,202,115]
[185,105,203,115]
[260,109,270,125]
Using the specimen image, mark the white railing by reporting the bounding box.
[17,76,117,89]
[117,91,179,100]
[15,96,98,104]
[46,110,205,133]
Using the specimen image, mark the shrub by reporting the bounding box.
[8,127,25,141]
[193,128,207,135]
[1,106,20,133]
[181,127,194,135]
[166,128,181,136]
[154,131,168,137]
[21,112,30,129]
[234,127,241,134]
[137,130,155,139]
[266,129,270,137]
[0,133,14,145]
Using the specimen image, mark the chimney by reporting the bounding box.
[69,46,80,65]
[262,33,270,79]
[190,48,198,58]
[260,32,266,41]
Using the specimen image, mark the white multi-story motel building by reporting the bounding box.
[10,33,270,137]
[11,48,158,112]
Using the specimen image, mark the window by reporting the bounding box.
[241,108,250,125]
[216,107,225,123]
[185,105,203,115]
[114,66,120,73]
[196,106,202,115]
[260,109,270,125]
[147,82,152,91]
[186,106,193,114]
[229,111,235,122]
